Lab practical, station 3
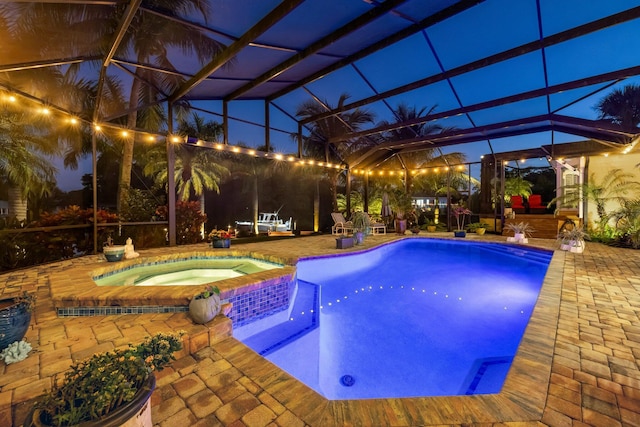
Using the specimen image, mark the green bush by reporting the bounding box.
[155,201,206,245]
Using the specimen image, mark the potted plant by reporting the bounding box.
[558,225,589,253]
[410,225,421,234]
[466,222,486,235]
[351,211,371,245]
[392,190,414,235]
[452,206,472,237]
[505,221,535,243]
[209,229,232,248]
[25,331,184,427]
[0,291,36,352]
[189,285,221,324]
[424,219,437,233]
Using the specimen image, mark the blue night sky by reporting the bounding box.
[46,0,640,190]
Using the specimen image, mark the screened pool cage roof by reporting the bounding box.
[2,0,640,172]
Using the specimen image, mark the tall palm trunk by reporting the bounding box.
[8,186,27,222]
[118,76,142,212]
[200,193,206,238]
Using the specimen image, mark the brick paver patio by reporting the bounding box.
[1,234,639,426]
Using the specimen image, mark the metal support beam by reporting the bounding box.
[170,0,303,102]
[226,0,408,100]
[265,100,270,151]
[93,0,142,121]
[303,5,640,125]
[329,64,640,145]
[267,0,484,102]
[223,101,228,144]
[91,132,98,254]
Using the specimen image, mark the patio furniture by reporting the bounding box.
[331,212,354,235]
[368,215,386,235]
[528,194,546,214]
[510,195,525,214]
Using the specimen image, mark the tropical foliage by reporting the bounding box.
[595,84,640,128]
[32,332,183,426]
[297,93,376,211]
[155,201,206,244]
[0,206,118,271]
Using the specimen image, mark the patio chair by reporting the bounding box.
[528,194,546,214]
[510,195,525,214]
[367,214,386,235]
[331,212,354,235]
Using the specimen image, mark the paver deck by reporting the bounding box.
[1,233,639,426]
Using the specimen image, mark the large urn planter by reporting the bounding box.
[0,294,33,351]
[189,292,221,324]
[24,375,156,427]
[395,219,407,235]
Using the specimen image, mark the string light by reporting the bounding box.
[3,89,484,173]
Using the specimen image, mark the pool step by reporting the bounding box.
[461,356,513,395]
[475,243,552,266]
[242,280,319,356]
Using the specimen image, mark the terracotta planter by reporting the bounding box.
[24,374,156,427]
[189,294,221,324]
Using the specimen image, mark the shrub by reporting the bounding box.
[156,201,207,244]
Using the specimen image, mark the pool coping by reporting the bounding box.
[49,249,296,309]
[216,239,564,425]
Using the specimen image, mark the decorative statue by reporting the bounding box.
[124,237,139,259]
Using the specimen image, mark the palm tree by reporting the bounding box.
[548,168,640,229]
[144,114,229,202]
[2,2,227,212]
[377,104,468,197]
[0,106,58,221]
[595,84,640,128]
[296,93,376,211]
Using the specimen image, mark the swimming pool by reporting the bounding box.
[235,239,552,400]
[94,256,284,286]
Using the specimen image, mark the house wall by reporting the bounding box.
[586,152,640,228]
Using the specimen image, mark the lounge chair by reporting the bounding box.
[331,212,354,235]
[528,194,546,214]
[510,195,525,214]
[367,214,386,235]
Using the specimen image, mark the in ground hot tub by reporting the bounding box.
[94,256,283,286]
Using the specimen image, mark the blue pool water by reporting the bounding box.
[234,239,552,400]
